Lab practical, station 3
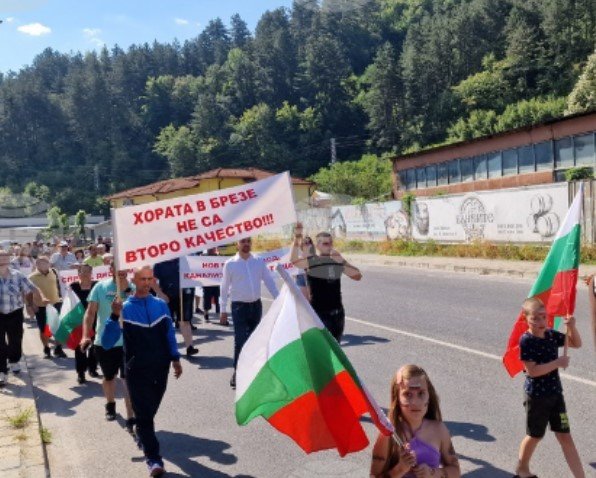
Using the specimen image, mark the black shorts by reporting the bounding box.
[166,290,194,322]
[95,345,125,380]
[524,394,570,438]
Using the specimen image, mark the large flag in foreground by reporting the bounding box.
[503,184,583,377]
[235,266,394,457]
[45,288,86,350]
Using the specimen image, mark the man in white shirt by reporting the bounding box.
[49,241,77,271]
[220,238,279,389]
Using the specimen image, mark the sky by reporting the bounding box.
[0,0,295,74]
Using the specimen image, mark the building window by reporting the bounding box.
[574,133,595,166]
[487,152,502,178]
[437,163,448,185]
[534,141,553,171]
[406,169,416,190]
[448,160,461,184]
[518,145,535,173]
[426,165,437,187]
[416,167,427,189]
[460,158,473,182]
[502,148,518,176]
[399,171,407,190]
[474,155,487,180]
[555,137,574,168]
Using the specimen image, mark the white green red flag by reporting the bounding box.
[235,266,394,456]
[45,288,86,350]
[503,184,583,377]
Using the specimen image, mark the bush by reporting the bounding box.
[564,166,594,181]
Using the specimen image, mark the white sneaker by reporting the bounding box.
[0,372,6,386]
[10,362,21,374]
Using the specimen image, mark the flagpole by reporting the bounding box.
[110,207,123,297]
[179,289,184,324]
[391,432,405,448]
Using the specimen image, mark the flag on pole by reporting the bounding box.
[503,184,583,377]
[45,288,87,350]
[235,266,394,457]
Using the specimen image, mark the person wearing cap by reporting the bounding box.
[102,253,114,266]
[50,241,77,271]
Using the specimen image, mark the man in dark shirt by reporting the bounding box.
[291,225,362,342]
[71,264,98,383]
[153,258,198,357]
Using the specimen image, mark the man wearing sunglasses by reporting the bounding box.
[220,237,279,389]
[292,222,362,343]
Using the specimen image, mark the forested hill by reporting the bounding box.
[0,0,594,214]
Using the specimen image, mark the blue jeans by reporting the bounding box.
[232,300,262,369]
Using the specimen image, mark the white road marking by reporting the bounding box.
[261,296,596,388]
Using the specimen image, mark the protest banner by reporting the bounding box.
[57,266,133,296]
[257,247,297,276]
[180,247,298,288]
[112,172,297,269]
[180,256,228,288]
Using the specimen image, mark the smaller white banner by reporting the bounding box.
[180,248,299,288]
[58,266,134,296]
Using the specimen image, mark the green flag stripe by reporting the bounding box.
[53,303,85,343]
[529,225,580,297]
[236,327,361,425]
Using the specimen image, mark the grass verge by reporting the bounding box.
[7,407,33,429]
[253,236,596,264]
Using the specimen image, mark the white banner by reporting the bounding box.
[411,183,569,243]
[57,265,134,296]
[58,265,114,289]
[112,173,297,269]
[180,248,298,288]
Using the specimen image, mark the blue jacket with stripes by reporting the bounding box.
[121,295,180,370]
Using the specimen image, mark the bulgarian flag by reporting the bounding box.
[503,184,583,377]
[45,288,87,350]
[235,266,394,457]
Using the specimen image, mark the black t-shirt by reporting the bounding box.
[520,329,565,397]
[306,255,344,312]
[70,281,98,309]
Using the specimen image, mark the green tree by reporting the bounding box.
[230,14,252,49]
[452,55,512,112]
[154,125,199,177]
[24,182,51,203]
[46,206,62,232]
[310,154,393,201]
[359,42,403,150]
[74,210,87,237]
[566,51,596,115]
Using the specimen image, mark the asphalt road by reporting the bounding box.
[22,265,596,478]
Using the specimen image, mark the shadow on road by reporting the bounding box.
[193,355,233,370]
[157,431,253,478]
[445,421,496,442]
[32,381,104,417]
[194,327,234,346]
[341,334,390,348]
[458,453,512,477]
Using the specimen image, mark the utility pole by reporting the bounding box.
[330,137,337,164]
[94,165,100,192]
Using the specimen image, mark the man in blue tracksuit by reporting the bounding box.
[111,266,182,478]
